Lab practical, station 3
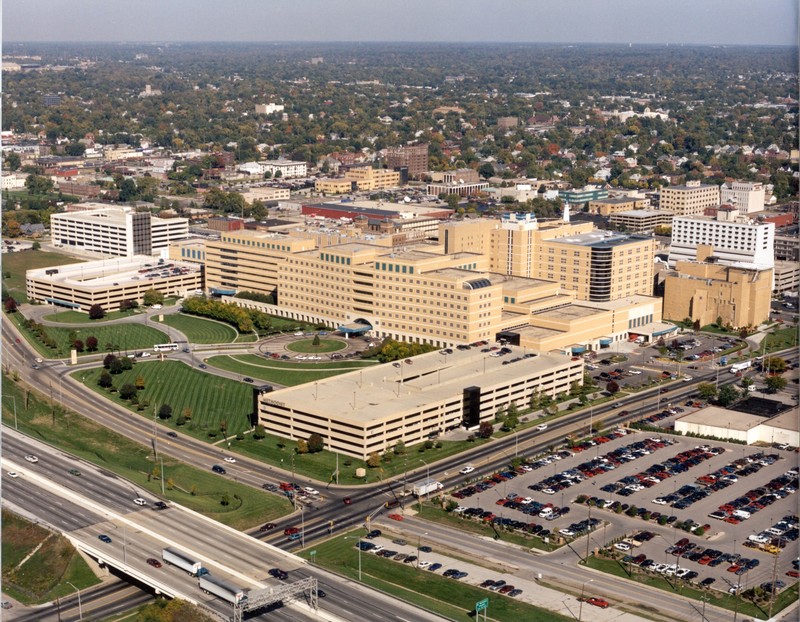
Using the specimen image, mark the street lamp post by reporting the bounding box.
[578,579,593,622]
[300,505,305,549]
[65,581,83,620]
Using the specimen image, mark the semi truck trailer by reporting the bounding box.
[198,574,247,605]
[162,547,208,577]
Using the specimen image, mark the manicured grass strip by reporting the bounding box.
[8,311,169,359]
[2,374,292,531]
[233,431,488,486]
[585,555,798,620]
[301,532,572,622]
[1,249,84,303]
[287,339,347,354]
[44,309,143,323]
[158,313,238,344]
[763,326,800,353]
[1,510,101,605]
[205,354,377,386]
[413,505,559,552]
[75,360,254,437]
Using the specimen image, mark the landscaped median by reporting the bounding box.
[205,354,377,386]
[300,530,571,622]
[1,374,292,530]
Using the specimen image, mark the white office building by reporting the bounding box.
[659,180,720,216]
[668,207,774,269]
[51,206,189,257]
[720,181,766,214]
[237,159,307,179]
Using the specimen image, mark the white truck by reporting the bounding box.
[198,574,247,605]
[411,480,443,497]
[729,361,752,373]
[162,547,208,577]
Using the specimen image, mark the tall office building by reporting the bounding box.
[719,181,766,214]
[385,144,429,178]
[659,180,720,216]
[50,206,189,257]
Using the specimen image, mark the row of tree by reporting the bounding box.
[181,297,272,333]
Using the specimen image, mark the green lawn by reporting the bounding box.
[2,249,84,303]
[763,326,800,353]
[287,338,347,354]
[234,431,488,486]
[585,555,798,620]
[75,360,254,437]
[158,313,238,344]
[1,510,100,605]
[9,311,169,358]
[301,531,572,622]
[2,374,291,530]
[205,354,377,386]
[44,309,142,324]
[414,505,559,553]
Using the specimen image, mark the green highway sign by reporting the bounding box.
[476,598,489,612]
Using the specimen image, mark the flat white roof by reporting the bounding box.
[28,256,200,289]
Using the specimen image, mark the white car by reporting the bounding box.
[294,332,304,336]
[133,497,147,506]
[151,304,162,310]
[536,424,548,431]
[7,472,19,479]
[459,466,475,475]
[224,457,237,463]
[418,561,431,569]
[138,352,151,358]
[303,487,319,496]
[614,542,631,551]
[24,455,38,463]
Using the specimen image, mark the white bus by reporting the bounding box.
[153,343,179,352]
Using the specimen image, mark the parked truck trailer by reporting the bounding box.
[162,547,208,577]
[198,574,247,605]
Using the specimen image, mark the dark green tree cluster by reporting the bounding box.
[21,317,57,350]
[376,339,436,363]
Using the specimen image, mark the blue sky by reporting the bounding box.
[4,0,797,46]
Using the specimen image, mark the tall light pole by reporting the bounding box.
[300,505,305,549]
[578,579,593,622]
[66,581,83,620]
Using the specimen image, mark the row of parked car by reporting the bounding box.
[530,435,675,495]
[451,466,525,500]
[664,538,761,576]
[602,445,724,499]
[479,578,523,597]
[745,515,799,554]
[452,506,556,540]
[712,468,798,524]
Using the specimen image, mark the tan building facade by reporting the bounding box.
[256,347,584,459]
[589,197,650,216]
[659,181,720,216]
[663,253,773,329]
[315,167,401,194]
[609,209,675,233]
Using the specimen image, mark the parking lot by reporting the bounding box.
[445,427,799,598]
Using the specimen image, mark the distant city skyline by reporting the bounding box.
[4,0,798,47]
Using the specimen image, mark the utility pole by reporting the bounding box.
[768,549,780,619]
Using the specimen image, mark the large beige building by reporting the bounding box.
[663,248,773,329]
[659,181,720,216]
[315,167,401,194]
[256,347,584,459]
[588,196,650,216]
[26,256,202,313]
[440,214,656,302]
[609,209,675,233]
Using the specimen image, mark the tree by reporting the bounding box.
[86,336,98,351]
[296,439,309,454]
[312,334,321,347]
[143,289,165,306]
[135,375,146,390]
[696,382,718,401]
[764,375,788,393]
[4,151,21,171]
[308,433,325,453]
[366,452,381,468]
[478,162,495,178]
[109,357,124,374]
[24,174,54,195]
[31,241,41,250]
[3,298,17,313]
[606,380,620,394]
[103,353,117,368]
[158,404,173,419]
[119,383,137,400]
[72,339,84,352]
[717,384,740,407]
[763,356,788,374]
[252,424,266,440]
[98,371,113,388]
[393,440,406,455]
[181,406,192,421]
[715,315,724,329]
[89,304,106,320]
[478,420,494,439]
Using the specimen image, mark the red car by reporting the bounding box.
[580,597,610,609]
[260,523,276,531]
[388,513,404,521]
[146,558,162,568]
[343,497,352,505]
[284,527,299,536]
